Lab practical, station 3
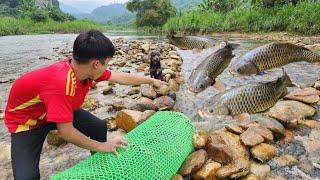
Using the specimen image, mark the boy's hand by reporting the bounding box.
[150,78,168,88]
[97,137,128,156]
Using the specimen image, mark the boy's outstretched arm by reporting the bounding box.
[108,71,168,88]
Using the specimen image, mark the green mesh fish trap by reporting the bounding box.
[52,111,195,180]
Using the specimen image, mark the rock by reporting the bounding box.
[240,126,273,147]
[47,130,67,146]
[141,44,150,53]
[102,86,113,95]
[179,149,208,176]
[205,130,248,164]
[313,80,320,90]
[304,120,320,128]
[0,112,3,121]
[141,110,156,120]
[267,101,316,125]
[137,97,154,104]
[129,102,158,111]
[249,161,271,179]
[192,159,221,180]
[250,114,285,139]
[116,109,149,132]
[297,159,315,175]
[170,54,181,60]
[105,117,117,130]
[153,96,175,110]
[193,130,209,150]
[171,174,183,180]
[251,143,276,163]
[156,84,170,96]
[168,92,177,101]
[242,174,259,180]
[284,87,320,104]
[216,157,250,179]
[164,74,172,82]
[111,98,135,111]
[127,88,140,95]
[168,50,177,56]
[163,69,176,77]
[269,155,298,168]
[140,84,157,99]
[225,124,244,135]
[169,79,180,92]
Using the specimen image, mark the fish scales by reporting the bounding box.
[235,43,320,75]
[188,43,239,93]
[200,69,291,116]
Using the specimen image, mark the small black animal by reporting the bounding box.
[149,51,163,80]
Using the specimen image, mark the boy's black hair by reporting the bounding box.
[73,29,115,64]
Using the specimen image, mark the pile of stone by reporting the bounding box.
[172,86,320,179]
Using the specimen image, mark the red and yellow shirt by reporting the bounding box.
[4,58,111,133]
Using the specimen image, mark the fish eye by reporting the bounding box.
[209,109,214,113]
[200,85,204,88]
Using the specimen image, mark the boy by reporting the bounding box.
[5,29,167,180]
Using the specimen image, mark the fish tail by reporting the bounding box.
[279,68,293,87]
[306,51,320,62]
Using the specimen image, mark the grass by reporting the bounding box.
[0,17,107,36]
[163,2,320,35]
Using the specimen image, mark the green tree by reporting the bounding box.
[126,0,176,27]
[198,0,239,12]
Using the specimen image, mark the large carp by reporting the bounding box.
[234,42,320,75]
[188,43,240,94]
[167,35,215,50]
[198,69,292,117]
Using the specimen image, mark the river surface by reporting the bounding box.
[0,32,320,179]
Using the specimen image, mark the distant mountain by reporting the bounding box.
[173,0,202,10]
[59,0,202,24]
[59,2,82,15]
[90,3,135,24]
[58,0,103,13]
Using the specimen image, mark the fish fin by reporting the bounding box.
[227,43,240,50]
[223,35,229,45]
[257,70,268,76]
[192,48,202,54]
[233,113,250,122]
[213,78,226,92]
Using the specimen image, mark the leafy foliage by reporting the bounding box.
[164,1,320,35]
[126,0,176,27]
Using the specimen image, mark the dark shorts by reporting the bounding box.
[11,109,107,180]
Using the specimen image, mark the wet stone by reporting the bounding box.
[250,114,285,139]
[179,149,208,176]
[171,174,183,180]
[250,143,277,163]
[193,129,209,150]
[275,140,306,157]
[249,161,271,180]
[153,96,175,110]
[140,84,157,99]
[192,159,221,180]
[225,124,244,135]
[206,130,248,164]
[268,155,298,168]
[216,157,250,179]
[284,87,320,104]
[268,101,316,126]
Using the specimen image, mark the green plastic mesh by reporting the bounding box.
[51,111,195,180]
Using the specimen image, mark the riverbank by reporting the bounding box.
[164,2,320,35]
[0,17,106,36]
